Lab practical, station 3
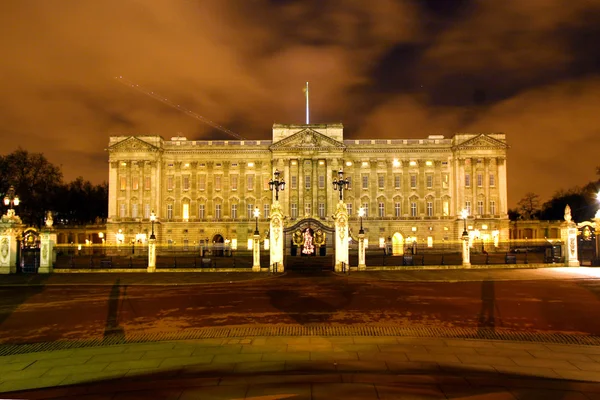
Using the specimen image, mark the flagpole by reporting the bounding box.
[305,81,309,124]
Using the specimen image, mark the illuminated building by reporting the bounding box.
[106,124,509,254]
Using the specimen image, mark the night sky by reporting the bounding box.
[1,0,599,207]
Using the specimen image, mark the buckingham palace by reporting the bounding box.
[106,122,509,255]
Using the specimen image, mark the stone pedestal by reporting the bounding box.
[252,234,261,271]
[147,238,157,272]
[462,238,471,267]
[269,201,284,273]
[334,201,349,272]
[0,235,17,274]
[358,232,366,271]
[562,222,580,267]
[39,231,54,273]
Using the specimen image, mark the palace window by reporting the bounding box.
[410,202,417,217]
[144,204,150,219]
[247,174,254,191]
[442,173,449,189]
[247,204,254,219]
[490,200,496,215]
[198,175,206,191]
[319,175,325,189]
[477,200,484,215]
[167,176,173,191]
[378,202,385,217]
[182,203,189,220]
[347,176,352,189]
[167,204,173,220]
[231,204,237,219]
[305,175,311,190]
[443,200,449,216]
[394,175,401,189]
[263,204,270,219]
[465,174,471,188]
[119,203,126,218]
[120,177,126,191]
[427,201,433,217]
[132,177,139,191]
[318,203,325,218]
[305,203,311,216]
[144,176,151,191]
[231,175,238,190]
[183,175,190,191]
[346,203,352,216]
[426,175,433,189]
[378,175,385,189]
[291,176,297,189]
[362,174,369,189]
[362,203,369,217]
[198,204,205,219]
[477,173,483,187]
[465,201,471,215]
[215,204,221,220]
[131,203,138,218]
[394,202,401,217]
[410,175,417,189]
[291,203,298,218]
[490,174,496,187]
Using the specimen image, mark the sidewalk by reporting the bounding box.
[1,267,599,286]
[3,335,600,398]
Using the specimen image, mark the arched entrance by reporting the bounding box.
[212,234,224,257]
[392,232,404,256]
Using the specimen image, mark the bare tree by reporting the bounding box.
[517,192,541,220]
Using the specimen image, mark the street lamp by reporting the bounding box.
[3,185,20,213]
[332,168,350,201]
[460,208,469,241]
[358,206,365,234]
[269,169,286,201]
[150,210,156,240]
[253,207,260,235]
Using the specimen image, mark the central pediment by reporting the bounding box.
[270,128,345,151]
[108,137,160,153]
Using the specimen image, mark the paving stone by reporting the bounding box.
[251,337,268,345]
[0,367,50,381]
[510,356,577,370]
[493,365,562,379]
[320,337,355,345]
[140,348,194,359]
[444,339,499,348]
[245,383,311,400]
[398,337,449,347]
[45,362,110,376]
[233,361,285,373]
[374,382,446,399]
[332,344,380,352]
[492,342,550,351]
[357,351,409,362]
[211,353,263,364]
[425,345,478,355]
[353,337,399,344]
[379,344,428,353]
[0,375,67,393]
[123,342,177,352]
[287,344,333,352]
[310,351,358,361]
[386,361,441,373]
[440,384,517,399]
[407,353,462,364]
[104,359,163,371]
[32,355,93,368]
[457,354,517,366]
[334,360,388,372]
[545,345,600,355]
[285,360,338,372]
[262,351,310,362]
[475,347,534,358]
[68,346,128,357]
[112,389,184,400]
[553,369,600,382]
[440,362,498,374]
[192,345,242,355]
[0,360,35,373]
[59,370,127,386]
[2,350,76,364]
[312,382,378,400]
[177,363,236,376]
[159,354,214,368]
[240,344,286,353]
[88,352,145,363]
[570,361,600,372]
[528,351,594,362]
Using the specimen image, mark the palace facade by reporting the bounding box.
[106,123,509,253]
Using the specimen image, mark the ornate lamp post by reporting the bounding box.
[3,185,20,217]
[358,206,365,234]
[461,208,469,240]
[269,169,286,201]
[332,168,350,201]
[253,207,260,235]
[460,208,470,266]
[150,210,156,240]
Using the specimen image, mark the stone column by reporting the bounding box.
[462,237,471,267]
[334,200,349,272]
[39,230,54,273]
[0,234,17,274]
[560,205,579,267]
[147,238,156,272]
[252,233,261,271]
[269,201,284,272]
[358,231,366,270]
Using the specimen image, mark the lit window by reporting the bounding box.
[291,203,298,218]
[167,204,173,220]
[426,161,433,166]
[362,174,369,189]
[231,204,237,219]
[410,202,417,217]
[427,201,433,217]
[120,177,126,191]
[215,204,221,219]
[183,175,190,191]
[247,204,254,219]
[144,176,151,190]
[318,203,325,218]
[362,203,369,217]
[409,161,417,166]
[442,173,449,189]
[132,177,139,191]
[198,204,205,219]
[465,174,471,187]
[198,175,206,191]
[443,200,449,216]
[465,201,471,215]
[182,203,189,221]
[394,202,401,217]
[305,175,311,189]
[378,202,385,217]
[477,174,483,187]
[231,175,238,190]
[247,174,254,191]
[263,204,270,219]
[392,159,400,167]
[394,175,401,189]
[215,175,222,191]
[346,203,352,216]
[167,176,174,191]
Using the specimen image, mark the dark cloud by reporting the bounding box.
[0,0,599,207]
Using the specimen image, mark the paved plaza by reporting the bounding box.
[1,267,600,398]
